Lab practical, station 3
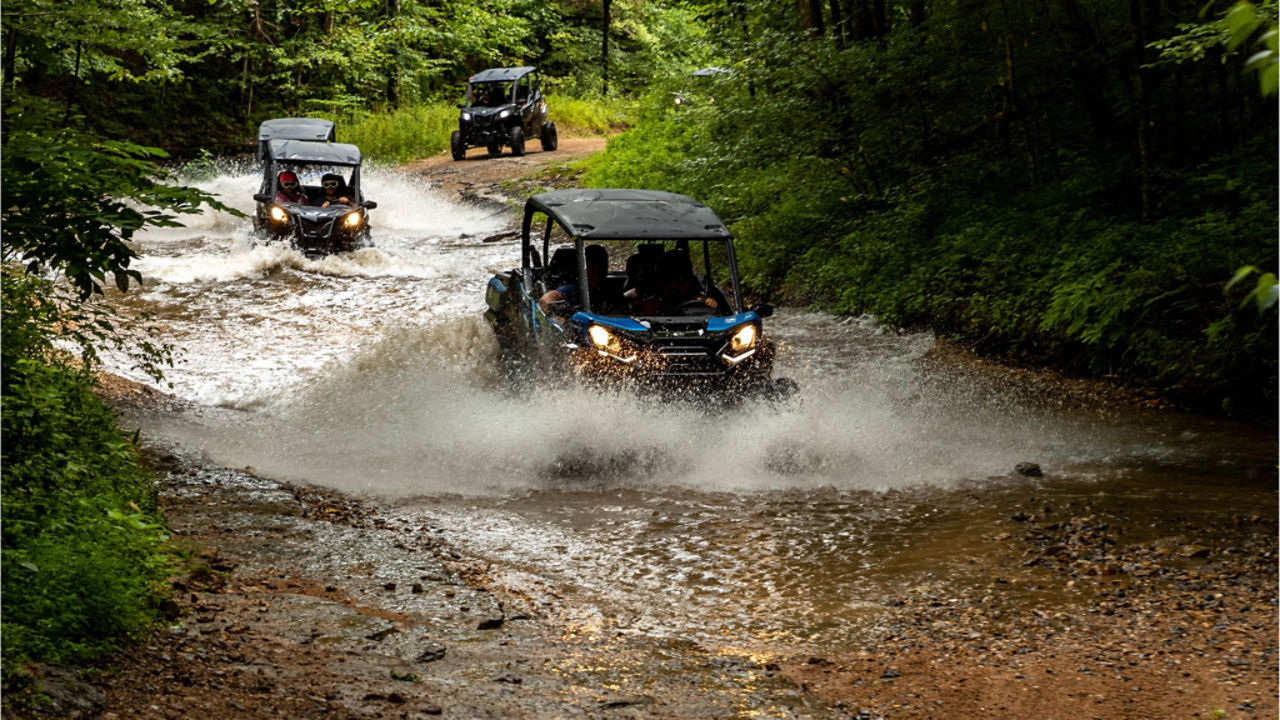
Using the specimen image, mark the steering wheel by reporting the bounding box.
[677,299,717,317]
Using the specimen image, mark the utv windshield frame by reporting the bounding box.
[520,189,744,316]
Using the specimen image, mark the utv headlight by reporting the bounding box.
[729,323,758,352]
[498,109,511,119]
[343,211,363,229]
[461,111,472,121]
[588,324,637,363]
[721,323,759,366]
[268,205,289,223]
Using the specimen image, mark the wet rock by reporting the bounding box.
[416,642,447,664]
[1178,545,1211,559]
[477,616,505,631]
[880,668,901,679]
[24,664,106,718]
[366,624,398,641]
[1015,462,1043,477]
[600,695,654,709]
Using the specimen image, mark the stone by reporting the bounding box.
[1015,462,1043,477]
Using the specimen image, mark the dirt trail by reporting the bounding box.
[18,137,1275,720]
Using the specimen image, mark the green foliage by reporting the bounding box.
[340,104,460,165]
[1,103,233,300]
[3,0,709,153]
[1,270,173,669]
[1222,1,1280,95]
[332,95,630,165]
[585,0,1278,416]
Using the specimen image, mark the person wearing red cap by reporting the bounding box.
[274,170,306,204]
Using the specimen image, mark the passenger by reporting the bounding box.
[627,249,718,316]
[319,173,353,207]
[274,171,306,204]
[539,244,622,315]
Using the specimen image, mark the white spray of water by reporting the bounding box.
[116,162,1156,496]
[114,164,511,406]
[152,312,1103,498]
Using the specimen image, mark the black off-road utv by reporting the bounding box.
[451,66,557,160]
[252,118,378,258]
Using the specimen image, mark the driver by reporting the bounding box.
[627,250,718,316]
[319,173,353,207]
[539,244,623,315]
[274,171,306,204]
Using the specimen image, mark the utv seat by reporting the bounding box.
[545,247,577,289]
[623,243,664,296]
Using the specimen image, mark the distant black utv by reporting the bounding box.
[451,66,557,160]
[252,118,378,258]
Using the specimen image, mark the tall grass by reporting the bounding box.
[335,95,632,166]
[340,104,458,165]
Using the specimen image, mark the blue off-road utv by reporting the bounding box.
[484,189,795,401]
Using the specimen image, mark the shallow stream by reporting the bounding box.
[110,167,1276,660]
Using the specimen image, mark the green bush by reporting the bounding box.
[1,270,172,669]
[339,104,460,165]
[332,96,633,166]
[583,91,1277,416]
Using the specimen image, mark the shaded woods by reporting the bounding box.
[0,0,1275,704]
[585,0,1277,416]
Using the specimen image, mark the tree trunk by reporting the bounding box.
[734,0,755,98]
[906,0,925,27]
[829,0,847,45]
[801,0,826,37]
[385,0,401,107]
[1129,0,1153,222]
[63,41,81,128]
[602,0,611,95]
[4,27,17,91]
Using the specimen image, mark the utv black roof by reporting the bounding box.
[257,118,336,161]
[524,189,732,241]
[265,139,362,167]
[469,66,536,83]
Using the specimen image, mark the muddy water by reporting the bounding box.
[113,167,1276,661]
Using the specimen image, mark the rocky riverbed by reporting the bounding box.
[11,137,1276,720]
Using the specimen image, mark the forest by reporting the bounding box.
[1,0,1276,694]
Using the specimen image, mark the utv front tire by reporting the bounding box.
[450,131,466,161]
[540,121,558,152]
[510,126,525,157]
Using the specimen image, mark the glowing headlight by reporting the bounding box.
[268,205,289,223]
[461,111,472,121]
[587,324,636,363]
[729,323,758,352]
[498,109,511,119]
[588,324,617,351]
[343,211,363,229]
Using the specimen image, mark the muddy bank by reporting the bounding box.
[784,493,1278,719]
[70,449,830,720]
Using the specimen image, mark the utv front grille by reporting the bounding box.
[649,337,723,376]
[298,217,335,239]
